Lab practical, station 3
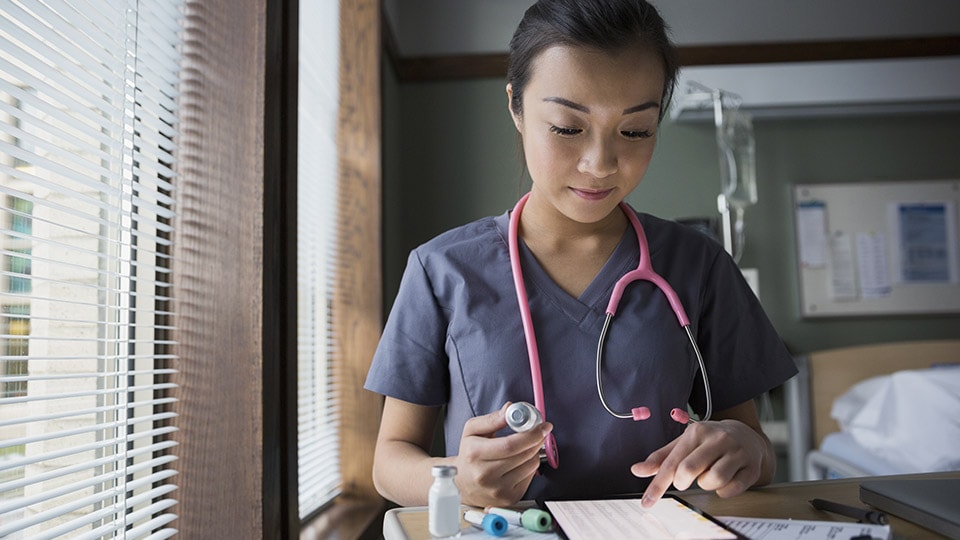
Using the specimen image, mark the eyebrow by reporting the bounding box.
[543,96,660,115]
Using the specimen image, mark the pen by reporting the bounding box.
[809,498,889,525]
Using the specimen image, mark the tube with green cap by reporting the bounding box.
[485,506,553,533]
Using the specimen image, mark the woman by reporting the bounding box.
[365,0,797,508]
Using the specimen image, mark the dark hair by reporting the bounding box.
[507,0,678,122]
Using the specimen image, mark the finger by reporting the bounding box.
[462,421,552,473]
[464,432,546,506]
[630,438,678,478]
[713,465,756,498]
[670,447,720,491]
[697,454,757,496]
[501,422,553,460]
[640,433,704,508]
[462,402,511,437]
[502,444,544,493]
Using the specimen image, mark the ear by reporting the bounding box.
[506,83,522,131]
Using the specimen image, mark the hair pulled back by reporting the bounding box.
[507,0,678,122]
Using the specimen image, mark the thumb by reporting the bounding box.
[463,402,511,437]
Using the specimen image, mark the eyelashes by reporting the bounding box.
[549,125,652,140]
[549,125,582,136]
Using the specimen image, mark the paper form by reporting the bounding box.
[889,201,958,284]
[796,201,828,268]
[856,232,892,299]
[828,231,857,300]
[718,516,892,540]
[545,498,736,539]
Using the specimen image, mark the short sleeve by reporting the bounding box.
[689,249,798,414]
[364,249,451,406]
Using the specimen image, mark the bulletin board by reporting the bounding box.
[793,179,960,317]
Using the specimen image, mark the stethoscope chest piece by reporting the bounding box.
[505,401,557,470]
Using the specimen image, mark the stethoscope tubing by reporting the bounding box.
[508,192,714,470]
[597,203,714,423]
[595,314,713,422]
[507,193,560,468]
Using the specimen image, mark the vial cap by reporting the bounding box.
[431,465,457,477]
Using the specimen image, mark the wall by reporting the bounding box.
[382,62,960,356]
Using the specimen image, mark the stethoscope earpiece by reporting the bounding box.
[670,408,691,424]
[632,406,691,424]
[631,407,651,421]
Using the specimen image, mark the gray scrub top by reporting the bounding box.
[365,207,797,501]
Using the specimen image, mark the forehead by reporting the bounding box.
[525,44,665,107]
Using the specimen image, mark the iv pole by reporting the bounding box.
[675,81,757,263]
[711,89,736,259]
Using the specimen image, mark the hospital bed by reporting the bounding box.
[784,339,960,481]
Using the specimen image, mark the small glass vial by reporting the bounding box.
[428,465,461,538]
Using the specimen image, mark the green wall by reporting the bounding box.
[382,63,960,356]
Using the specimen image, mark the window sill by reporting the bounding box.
[300,495,386,540]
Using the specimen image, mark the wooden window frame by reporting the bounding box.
[172,0,383,538]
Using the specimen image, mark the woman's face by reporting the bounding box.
[507,44,665,225]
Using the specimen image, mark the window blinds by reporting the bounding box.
[297,0,342,519]
[0,1,183,538]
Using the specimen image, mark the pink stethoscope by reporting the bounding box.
[507,192,713,469]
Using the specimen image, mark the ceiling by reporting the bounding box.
[383,0,960,58]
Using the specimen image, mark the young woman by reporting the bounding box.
[365,0,797,508]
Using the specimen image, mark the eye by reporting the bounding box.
[621,130,652,140]
[549,125,582,136]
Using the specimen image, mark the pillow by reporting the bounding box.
[830,365,960,472]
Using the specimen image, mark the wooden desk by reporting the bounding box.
[383,471,960,539]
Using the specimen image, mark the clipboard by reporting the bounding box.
[541,494,747,540]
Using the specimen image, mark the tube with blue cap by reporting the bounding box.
[485,506,553,533]
[463,510,507,537]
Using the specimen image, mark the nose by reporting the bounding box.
[577,135,618,178]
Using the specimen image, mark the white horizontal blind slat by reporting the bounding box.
[0,0,183,538]
[0,63,122,150]
[20,0,128,56]
[0,28,126,124]
[74,498,178,540]
[297,0,342,518]
[0,394,177,428]
[0,440,177,494]
[0,40,125,138]
[0,466,178,538]
[0,470,178,539]
[0,426,178,473]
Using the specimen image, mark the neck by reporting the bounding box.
[518,193,628,248]
[513,192,630,298]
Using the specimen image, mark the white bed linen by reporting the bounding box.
[829,366,960,473]
[819,432,906,476]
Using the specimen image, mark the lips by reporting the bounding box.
[570,187,614,201]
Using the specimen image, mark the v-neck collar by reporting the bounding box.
[496,210,640,325]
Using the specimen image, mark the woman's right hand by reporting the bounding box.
[454,402,553,507]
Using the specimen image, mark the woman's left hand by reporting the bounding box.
[630,402,774,508]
